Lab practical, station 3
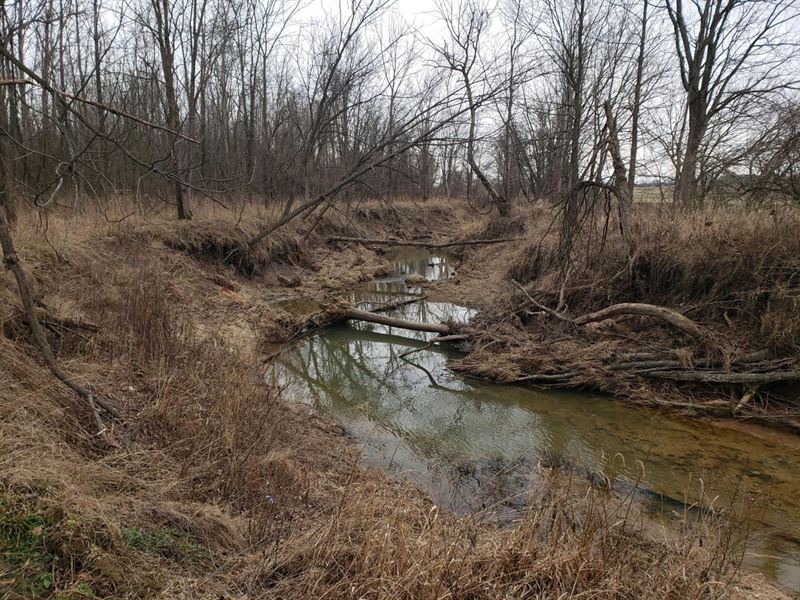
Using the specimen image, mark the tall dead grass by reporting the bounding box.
[507,205,800,353]
[245,473,756,599]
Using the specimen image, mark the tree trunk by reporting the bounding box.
[628,0,648,197]
[674,86,706,208]
[464,75,509,215]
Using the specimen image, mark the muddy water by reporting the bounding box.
[269,248,800,593]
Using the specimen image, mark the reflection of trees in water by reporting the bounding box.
[272,318,800,593]
[284,326,487,449]
[387,252,452,282]
[273,324,800,585]
[280,322,561,514]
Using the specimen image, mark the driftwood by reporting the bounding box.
[645,370,800,384]
[512,280,704,339]
[431,334,471,343]
[329,236,523,249]
[574,303,704,339]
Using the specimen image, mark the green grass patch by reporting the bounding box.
[121,525,210,564]
[0,494,59,596]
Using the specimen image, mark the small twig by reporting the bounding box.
[86,393,116,445]
[512,279,573,323]
[556,265,572,314]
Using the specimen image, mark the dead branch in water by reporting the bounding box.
[340,306,454,335]
[328,236,524,248]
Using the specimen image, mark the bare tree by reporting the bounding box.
[435,0,510,215]
[666,0,799,207]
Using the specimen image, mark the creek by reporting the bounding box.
[268,248,800,594]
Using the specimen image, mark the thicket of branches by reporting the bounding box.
[0,0,798,225]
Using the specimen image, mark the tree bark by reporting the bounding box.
[573,302,704,339]
[628,0,648,196]
[339,306,453,335]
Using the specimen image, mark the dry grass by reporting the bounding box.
[247,473,758,600]
[507,204,800,353]
[0,196,790,598]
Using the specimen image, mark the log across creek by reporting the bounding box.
[340,306,455,335]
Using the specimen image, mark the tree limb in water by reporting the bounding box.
[329,237,523,248]
[340,306,454,335]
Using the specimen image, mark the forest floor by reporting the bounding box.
[1,197,796,598]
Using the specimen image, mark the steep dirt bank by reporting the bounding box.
[0,200,791,598]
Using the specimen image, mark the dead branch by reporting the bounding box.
[511,279,572,323]
[0,69,198,143]
[573,303,704,339]
[645,370,800,384]
[341,306,454,335]
[734,388,758,414]
[431,334,471,343]
[0,214,120,439]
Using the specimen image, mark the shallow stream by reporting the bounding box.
[268,248,800,593]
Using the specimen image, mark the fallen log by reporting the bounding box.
[431,334,471,343]
[514,372,574,383]
[513,281,704,339]
[573,303,704,339]
[341,306,454,335]
[328,236,523,249]
[645,370,800,384]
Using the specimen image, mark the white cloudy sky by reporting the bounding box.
[303,0,447,37]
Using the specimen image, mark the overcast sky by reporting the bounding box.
[305,0,446,37]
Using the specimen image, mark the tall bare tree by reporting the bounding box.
[666,0,799,207]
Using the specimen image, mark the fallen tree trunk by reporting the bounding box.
[573,303,704,339]
[514,279,704,339]
[645,370,800,384]
[329,236,523,249]
[341,306,454,335]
